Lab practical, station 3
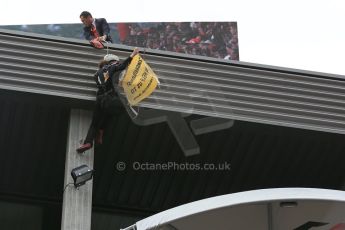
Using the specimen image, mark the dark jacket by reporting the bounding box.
[94,57,133,96]
[83,18,113,42]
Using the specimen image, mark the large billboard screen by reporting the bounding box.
[0,22,239,60]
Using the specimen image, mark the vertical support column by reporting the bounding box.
[267,203,273,230]
[61,109,94,230]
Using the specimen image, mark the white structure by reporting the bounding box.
[122,188,345,230]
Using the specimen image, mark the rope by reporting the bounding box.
[103,40,109,55]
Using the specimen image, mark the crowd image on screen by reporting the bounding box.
[1,21,239,60]
[118,22,239,60]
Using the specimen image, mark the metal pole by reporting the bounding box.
[61,109,94,230]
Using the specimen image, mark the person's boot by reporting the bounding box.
[76,143,92,153]
[95,129,104,145]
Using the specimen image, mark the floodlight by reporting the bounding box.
[71,165,94,188]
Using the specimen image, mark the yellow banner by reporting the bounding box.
[121,54,159,106]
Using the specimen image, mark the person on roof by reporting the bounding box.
[80,11,113,43]
[76,47,140,153]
